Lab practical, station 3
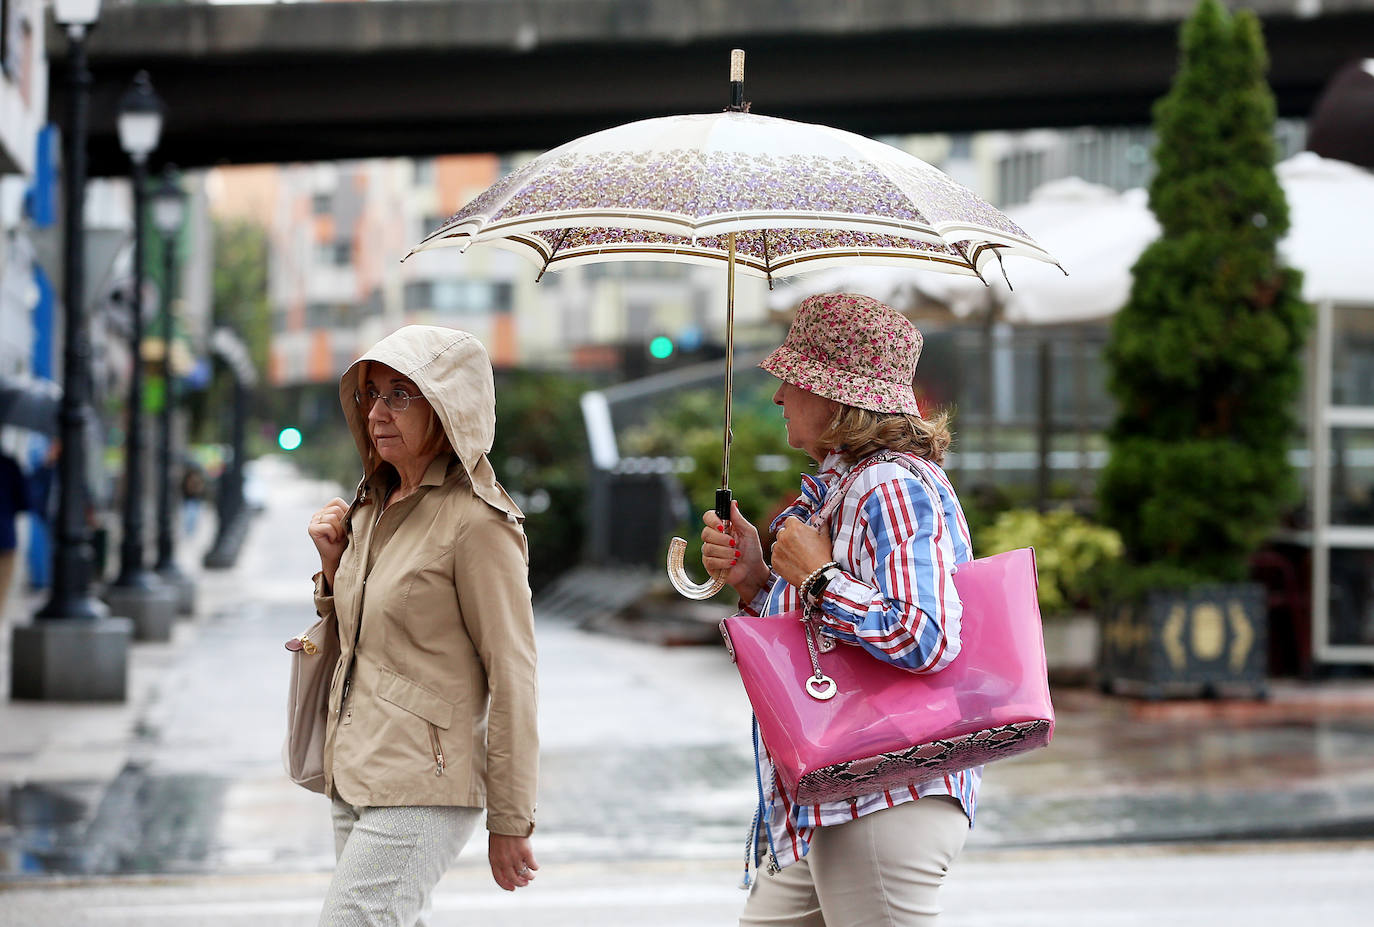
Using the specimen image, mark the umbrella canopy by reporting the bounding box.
[0,373,62,436]
[1278,151,1374,305]
[408,111,1059,283]
[407,76,1060,598]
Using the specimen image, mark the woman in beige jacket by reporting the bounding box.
[307,326,538,925]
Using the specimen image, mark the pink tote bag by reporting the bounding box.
[721,547,1054,804]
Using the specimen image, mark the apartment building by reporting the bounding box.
[209,152,761,386]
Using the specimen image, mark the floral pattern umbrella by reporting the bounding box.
[407,62,1060,598]
[408,111,1058,284]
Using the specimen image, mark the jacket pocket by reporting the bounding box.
[427,723,446,777]
[376,667,456,730]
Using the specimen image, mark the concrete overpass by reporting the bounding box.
[50,0,1374,175]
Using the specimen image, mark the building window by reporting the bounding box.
[315,240,352,266]
[305,302,334,328]
[363,288,384,320]
[584,262,686,281]
[403,279,512,316]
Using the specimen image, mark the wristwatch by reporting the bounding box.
[807,564,841,601]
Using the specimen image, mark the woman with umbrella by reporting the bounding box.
[700,293,977,926]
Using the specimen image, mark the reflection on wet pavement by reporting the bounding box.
[0,768,226,876]
[8,704,1374,877]
[0,782,96,874]
[972,688,1374,848]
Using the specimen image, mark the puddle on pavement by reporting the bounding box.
[0,781,96,875]
[0,767,226,877]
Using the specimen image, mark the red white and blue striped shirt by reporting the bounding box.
[741,450,980,874]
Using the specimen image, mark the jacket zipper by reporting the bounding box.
[337,484,372,718]
[428,724,445,777]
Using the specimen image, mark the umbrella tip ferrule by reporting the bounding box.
[729,49,748,112]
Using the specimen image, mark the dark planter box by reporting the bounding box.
[1098,582,1268,699]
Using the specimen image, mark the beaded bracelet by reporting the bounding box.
[799,560,839,600]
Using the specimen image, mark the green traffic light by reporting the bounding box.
[278,427,303,452]
[649,336,674,359]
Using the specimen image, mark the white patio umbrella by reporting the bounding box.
[407,51,1060,598]
[770,177,1157,326]
[982,156,1374,319]
[774,152,1374,327]
[1277,151,1374,304]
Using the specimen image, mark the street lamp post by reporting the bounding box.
[103,71,177,643]
[13,0,133,701]
[150,166,193,615]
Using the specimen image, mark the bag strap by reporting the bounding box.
[808,450,932,532]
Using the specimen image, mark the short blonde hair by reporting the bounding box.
[819,404,952,466]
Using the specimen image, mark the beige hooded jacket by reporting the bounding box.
[311,326,537,836]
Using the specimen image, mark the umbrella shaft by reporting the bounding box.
[721,232,736,497]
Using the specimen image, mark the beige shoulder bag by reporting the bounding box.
[283,483,362,794]
[283,610,339,794]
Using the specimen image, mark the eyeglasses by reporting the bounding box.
[355,386,418,413]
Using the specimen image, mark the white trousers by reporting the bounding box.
[320,797,482,927]
[740,795,970,927]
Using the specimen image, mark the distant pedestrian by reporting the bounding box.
[180,461,207,537]
[22,440,60,590]
[700,294,977,926]
[0,449,30,615]
[306,326,538,925]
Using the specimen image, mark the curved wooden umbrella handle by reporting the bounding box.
[666,537,727,600]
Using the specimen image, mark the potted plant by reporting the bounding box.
[1096,0,1311,698]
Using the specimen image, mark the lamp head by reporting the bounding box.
[117,71,164,164]
[52,0,101,28]
[151,166,187,236]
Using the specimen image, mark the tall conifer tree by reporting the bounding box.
[1098,0,1310,583]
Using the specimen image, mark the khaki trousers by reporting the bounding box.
[321,797,481,927]
[740,796,970,927]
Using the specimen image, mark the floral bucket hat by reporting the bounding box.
[759,293,923,415]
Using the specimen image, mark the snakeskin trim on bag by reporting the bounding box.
[794,719,1053,805]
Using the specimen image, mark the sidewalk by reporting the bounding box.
[2,456,1374,883]
[4,843,1374,927]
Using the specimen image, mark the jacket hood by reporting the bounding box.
[338,325,519,518]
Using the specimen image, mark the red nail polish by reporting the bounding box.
[729,539,736,548]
